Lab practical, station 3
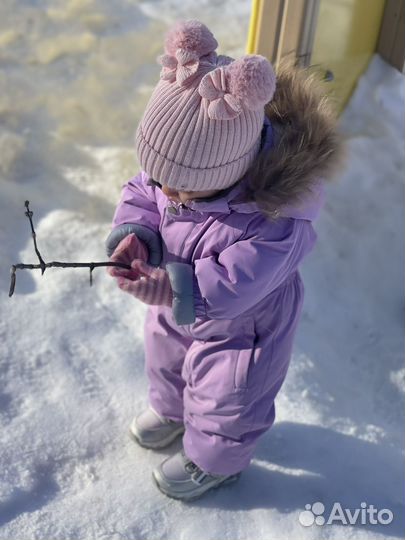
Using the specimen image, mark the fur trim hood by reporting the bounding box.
[243,62,345,219]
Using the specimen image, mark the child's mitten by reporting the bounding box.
[116,260,173,307]
[107,234,149,280]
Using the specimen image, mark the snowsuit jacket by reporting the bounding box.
[107,65,341,475]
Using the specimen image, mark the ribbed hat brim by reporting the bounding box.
[135,124,261,192]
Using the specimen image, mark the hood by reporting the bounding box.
[242,61,344,221]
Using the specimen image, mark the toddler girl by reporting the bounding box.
[106,20,341,500]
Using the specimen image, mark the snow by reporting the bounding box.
[0,0,404,537]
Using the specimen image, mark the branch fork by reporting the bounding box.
[9,201,131,297]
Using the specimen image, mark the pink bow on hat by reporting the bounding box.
[198,67,242,120]
[198,55,277,120]
[158,49,217,87]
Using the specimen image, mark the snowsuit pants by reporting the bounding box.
[144,273,304,476]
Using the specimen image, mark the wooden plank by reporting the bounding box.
[378,0,405,72]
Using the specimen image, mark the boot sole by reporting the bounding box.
[152,470,241,501]
[129,425,185,450]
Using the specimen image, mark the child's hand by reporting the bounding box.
[115,260,173,307]
[107,233,149,280]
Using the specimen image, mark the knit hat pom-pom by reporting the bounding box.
[164,19,218,57]
[227,55,276,110]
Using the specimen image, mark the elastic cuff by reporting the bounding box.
[105,223,162,266]
[166,262,196,325]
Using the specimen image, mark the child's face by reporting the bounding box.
[150,179,220,204]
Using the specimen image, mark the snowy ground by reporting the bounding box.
[0,2,404,539]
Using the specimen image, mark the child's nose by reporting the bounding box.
[162,185,180,201]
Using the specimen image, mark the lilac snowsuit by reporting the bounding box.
[109,121,324,476]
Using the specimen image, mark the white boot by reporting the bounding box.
[130,407,184,449]
[152,450,241,500]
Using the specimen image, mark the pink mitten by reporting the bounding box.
[107,233,149,279]
[116,260,173,307]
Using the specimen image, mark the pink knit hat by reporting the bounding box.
[135,20,276,192]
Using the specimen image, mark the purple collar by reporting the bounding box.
[183,179,247,213]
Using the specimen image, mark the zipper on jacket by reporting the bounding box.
[167,201,188,215]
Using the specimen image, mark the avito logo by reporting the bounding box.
[299,501,394,526]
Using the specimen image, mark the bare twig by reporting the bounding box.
[24,200,46,274]
[9,201,131,297]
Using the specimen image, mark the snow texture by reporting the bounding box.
[0,1,404,538]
